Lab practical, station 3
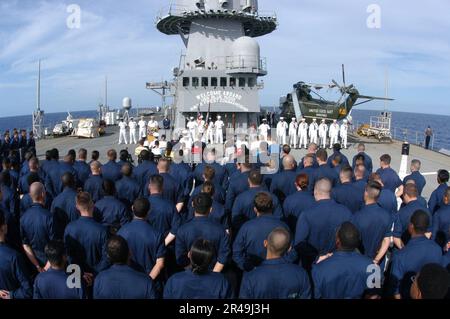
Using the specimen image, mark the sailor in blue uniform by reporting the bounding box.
[388,210,443,299]
[18,157,44,194]
[309,149,339,189]
[164,239,232,299]
[33,240,85,299]
[43,149,62,197]
[393,184,431,248]
[431,187,450,247]
[376,154,403,195]
[26,131,36,156]
[331,165,364,213]
[352,143,373,173]
[296,154,317,189]
[269,155,298,202]
[0,211,32,299]
[369,173,398,215]
[239,227,310,299]
[64,192,109,275]
[297,144,319,170]
[295,178,352,270]
[327,144,349,168]
[403,159,426,196]
[233,192,291,272]
[117,198,165,280]
[58,155,78,188]
[193,150,228,187]
[190,165,225,204]
[283,173,316,233]
[168,149,193,199]
[410,263,450,299]
[232,170,282,232]
[0,171,19,217]
[428,169,449,214]
[93,235,157,299]
[176,193,230,272]
[20,182,55,270]
[115,163,140,209]
[186,182,228,230]
[351,181,393,262]
[73,148,91,188]
[225,162,252,212]
[134,150,158,193]
[101,149,122,182]
[147,175,180,246]
[3,158,19,191]
[442,236,450,269]
[50,173,80,239]
[83,161,104,202]
[312,222,375,299]
[352,164,368,194]
[94,180,130,231]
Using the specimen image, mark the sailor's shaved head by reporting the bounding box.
[282,155,295,170]
[314,178,332,198]
[267,228,291,257]
[30,182,45,203]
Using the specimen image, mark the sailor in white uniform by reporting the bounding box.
[276,117,288,145]
[197,115,206,142]
[128,118,138,144]
[180,130,192,152]
[329,120,340,148]
[206,118,215,144]
[214,116,224,144]
[288,118,298,148]
[118,119,128,145]
[340,119,349,149]
[147,116,159,133]
[309,118,319,144]
[318,119,328,149]
[258,118,270,142]
[138,116,147,139]
[186,117,198,143]
[298,118,309,149]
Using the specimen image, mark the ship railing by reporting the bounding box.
[352,120,438,151]
[156,3,276,21]
[178,54,267,73]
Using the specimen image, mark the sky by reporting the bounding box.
[0,0,449,117]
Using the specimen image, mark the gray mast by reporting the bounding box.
[32,60,44,139]
[154,0,277,132]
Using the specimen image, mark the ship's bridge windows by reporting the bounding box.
[211,77,218,87]
[239,78,246,87]
[248,77,256,88]
[192,77,199,87]
[220,77,227,87]
[201,77,209,87]
[230,77,236,87]
[183,77,190,87]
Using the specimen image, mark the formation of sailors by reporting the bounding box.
[0,137,449,299]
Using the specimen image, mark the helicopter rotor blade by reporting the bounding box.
[342,64,346,87]
[357,95,395,101]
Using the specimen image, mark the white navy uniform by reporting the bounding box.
[309,120,319,144]
[138,119,147,138]
[258,122,270,141]
[206,120,215,144]
[197,119,206,142]
[318,121,328,149]
[128,120,138,144]
[298,121,309,149]
[186,119,198,143]
[118,121,128,145]
[329,122,340,147]
[276,120,288,145]
[147,119,159,132]
[340,122,349,149]
[288,119,298,148]
[214,118,224,144]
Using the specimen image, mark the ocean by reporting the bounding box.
[0,109,449,151]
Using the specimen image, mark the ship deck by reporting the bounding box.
[36,126,450,201]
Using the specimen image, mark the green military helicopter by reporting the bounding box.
[279,65,394,123]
